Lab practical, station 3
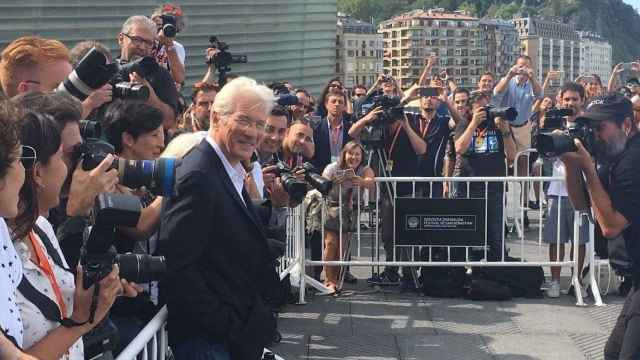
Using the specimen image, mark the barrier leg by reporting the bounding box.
[586,217,604,306]
[572,211,585,306]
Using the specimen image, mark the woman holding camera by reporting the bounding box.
[321,141,375,294]
[10,111,137,360]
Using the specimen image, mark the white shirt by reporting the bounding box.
[547,158,568,197]
[206,135,247,204]
[251,160,265,199]
[0,218,23,347]
[16,216,83,359]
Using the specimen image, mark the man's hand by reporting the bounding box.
[507,65,521,78]
[66,154,119,217]
[157,30,174,48]
[470,107,487,127]
[130,72,160,106]
[559,138,594,170]
[82,84,112,117]
[269,178,291,208]
[494,117,511,133]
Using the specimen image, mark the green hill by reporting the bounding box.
[338,0,639,63]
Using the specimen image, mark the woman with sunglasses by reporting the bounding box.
[321,141,375,294]
[10,111,137,360]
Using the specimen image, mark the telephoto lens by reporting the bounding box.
[117,157,177,197]
[57,47,118,100]
[300,162,332,195]
[116,253,166,283]
[112,82,150,101]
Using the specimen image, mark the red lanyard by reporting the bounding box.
[386,125,403,158]
[28,231,67,317]
[420,118,432,138]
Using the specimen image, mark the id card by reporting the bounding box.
[386,160,394,172]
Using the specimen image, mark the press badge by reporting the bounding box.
[386,159,394,172]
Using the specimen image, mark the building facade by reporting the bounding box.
[0,0,337,95]
[513,16,580,91]
[578,31,612,83]
[379,9,486,89]
[336,13,383,89]
[480,19,519,78]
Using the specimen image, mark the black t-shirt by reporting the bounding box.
[406,112,451,177]
[384,119,420,196]
[453,116,506,177]
[608,133,640,285]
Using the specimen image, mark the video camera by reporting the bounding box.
[81,193,166,289]
[358,94,405,147]
[273,161,332,203]
[70,140,176,197]
[206,36,247,87]
[57,47,159,102]
[268,82,299,107]
[534,107,596,157]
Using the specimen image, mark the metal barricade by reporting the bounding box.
[290,176,603,306]
[116,306,168,360]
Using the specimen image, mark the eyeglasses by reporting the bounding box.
[20,145,37,169]
[329,83,343,89]
[122,33,155,48]
[354,93,366,98]
[232,116,266,132]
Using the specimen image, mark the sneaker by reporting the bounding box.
[371,270,400,285]
[545,281,560,298]
[528,201,540,210]
[343,271,357,284]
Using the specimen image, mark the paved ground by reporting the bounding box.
[273,208,627,360]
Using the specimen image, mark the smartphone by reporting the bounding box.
[343,168,355,178]
[419,87,440,97]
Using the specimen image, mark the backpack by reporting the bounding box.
[420,247,467,298]
[474,255,544,298]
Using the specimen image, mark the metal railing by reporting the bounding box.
[291,176,603,306]
[116,306,168,360]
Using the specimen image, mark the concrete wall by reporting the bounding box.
[0,0,337,95]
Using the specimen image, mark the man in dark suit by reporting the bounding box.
[311,88,353,173]
[159,77,279,360]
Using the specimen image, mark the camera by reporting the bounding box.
[110,56,161,101]
[358,95,405,147]
[535,122,595,157]
[71,140,176,197]
[206,36,248,87]
[79,120,101,139]
[480,105,518,130]
[268,82,299,107]
[112,82,150,101]
[159,14,177,38]
[273,162,332,203]
[81,193,166,289]
[57,47,119,101]
[542,107,574,130]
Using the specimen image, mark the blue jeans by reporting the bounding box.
[172,337,232,360]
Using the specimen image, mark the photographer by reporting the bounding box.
[187,81,218,132]
[150,3,186,85]
[68,41,114,120]
[281,120,315,167]
[454,91,516,261]
[552,93,640,359]
[538,82,590,298]
[11,91,119,267]
[11,111,139,360]
[0,36,72,98]
[349,93,426,286]
[117,16,179,132]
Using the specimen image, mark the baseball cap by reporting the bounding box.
[575,93,633,125]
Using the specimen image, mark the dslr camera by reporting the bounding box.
[482,105,518,129]
[57,47,159,102]
[71,139,176,197]
[81,193,166,289]
[535,109,595,157]
[358,94,405,147]
[158,14,177,38]
[273,162,332,203]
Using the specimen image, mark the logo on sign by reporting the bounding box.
[407,216,420,230]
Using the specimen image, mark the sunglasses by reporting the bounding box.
[329,83,343,89]
[20,145,37,169]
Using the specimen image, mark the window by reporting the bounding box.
[369,40,375,47]
[348,40,354,47]
[348,50,355,57]
[370,50,374,57]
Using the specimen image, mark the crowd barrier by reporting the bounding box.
[289,174,604,307]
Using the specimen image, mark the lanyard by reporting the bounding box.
[386,125,403,158]
[420,117,432,138]
[27,231,67,317]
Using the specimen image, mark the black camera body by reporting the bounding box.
[159,14,177,38]
[543,107,574,130]
[71,140,177,197]
[109,57,161,101]
[81,193,166,289]
[483,105,518,127]
[273,161,332,203]
[535,122,595,157]
[358,94,404,147]
[206,36,248,68]
[79,120,101,139]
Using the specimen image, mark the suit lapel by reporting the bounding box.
[199,141,265,236]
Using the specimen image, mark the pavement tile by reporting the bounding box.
[505,299,607,335]
[397,334,494,360]
[270,333,308,360]
[307,334,399,360]
[429,299,521,335]
[485,334,586,360]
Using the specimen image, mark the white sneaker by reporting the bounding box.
[546,281,560,298]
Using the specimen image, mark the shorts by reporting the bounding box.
[543,196,590,245]
[512,122,532,154]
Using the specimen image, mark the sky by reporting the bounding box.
[624,0,640,11]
